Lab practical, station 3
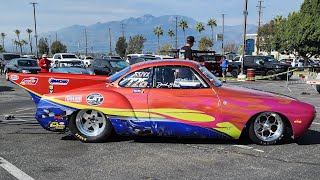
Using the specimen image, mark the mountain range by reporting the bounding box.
[41,14,258,54]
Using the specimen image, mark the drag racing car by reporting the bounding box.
[8,60,315,145]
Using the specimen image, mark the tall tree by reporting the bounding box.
[38,37,49,55]
[20,39,28,54]
[14,29,22,54]
[115,36,128,57]
[153,26,163,51]
[1,33,6,51]
[196,22,205,35]
[272,0,320,65]
[167,29,175,48]
[51,41,67,54]
[198,37,213,51]
[179,19,188,43]
[127,34,147,54]
[207,18,217,43]
[26,29,33,54]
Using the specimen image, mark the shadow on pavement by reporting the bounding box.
[0,86,14,92]
[296,129,320,145]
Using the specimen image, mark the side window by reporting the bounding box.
[100,60,109,68]
[245,56,254,64]
[119,68,152,88]
[94,60,102,67]
[153,66,209,89]
[254,57,263,65]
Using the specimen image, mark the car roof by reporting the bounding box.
[96,58,124,61]
[130,59,199,71]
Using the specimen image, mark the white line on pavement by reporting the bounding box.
[253,149,265,153]
[312,122,320,125]
[0,157,34,180]
[14,108,35,113]
[232,145,253,149]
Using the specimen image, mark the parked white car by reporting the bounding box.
[49,53,81,67]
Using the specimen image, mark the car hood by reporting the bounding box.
[50,67,92,74]
[216,84,295,101]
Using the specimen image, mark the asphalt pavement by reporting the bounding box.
[0,74,320,180]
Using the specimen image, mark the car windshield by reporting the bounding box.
[109,67,130,82]
[62,54,78,59]
[109,60,129,68]
[59,61,83,68]
[17,60,38,67]
[4,54,20,60]
[198,64,222,87]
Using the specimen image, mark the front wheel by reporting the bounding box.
[69,109,113,143]
[249,112,286,145]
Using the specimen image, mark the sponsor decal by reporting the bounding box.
[49,85,54,94]
[48,78,69,85]
[133,89,145,93]
[294,119,302,124]
[86,93,104,106]
[20,77,38,85]
[65,95,82,103]
[9,75,19,81]
[75,133,87,141]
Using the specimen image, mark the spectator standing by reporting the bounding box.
[0,61,4,75]
[179,36,195,60]
[220,56,229,82]
[38,54,51,72]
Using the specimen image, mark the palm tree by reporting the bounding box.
[153,26,163,51]
[26,29,33,54]
[273,15,283,25]
[196,22,205,35]
[14,29,22,55]
[20,40,28,54]
[1,33,6,50]
[207,19,217,43]
[167,29,175,48]
[179,19,188,43]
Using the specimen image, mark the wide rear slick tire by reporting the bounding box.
[69,109,113,143]
[249,112,286,145]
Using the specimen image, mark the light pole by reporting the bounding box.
[241,0,248,75]
[222,14,225,55]
[30,2,38,58]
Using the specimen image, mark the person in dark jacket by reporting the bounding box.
[179,36,195,60]
[0,60,4,75]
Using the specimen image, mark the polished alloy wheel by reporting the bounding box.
[253,112,284,142]
[75,109,107,137]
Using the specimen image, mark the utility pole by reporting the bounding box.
[30,2,38,58]
[120,23,125,37]
[175,16,178,50]
[256,0,264,55]
[55,32,58,41]
[109,28,112,55]
[241,0,249,75]
[84,29,88,56]
[222,14,225,55]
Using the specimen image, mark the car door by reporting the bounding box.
[252,56,264,75]
[147,65,221,137]
[116,67,153,134]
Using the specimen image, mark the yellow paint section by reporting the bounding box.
[149,108,201,113]
[160,112,214,122]
[213,122,242,139]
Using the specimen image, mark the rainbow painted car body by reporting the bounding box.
[9,60,315,145]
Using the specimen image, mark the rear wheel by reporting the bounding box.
[249,112,285,145]
[231,69,239,78]
[5,71,9,81]
[266,70,277,80]
[69,109,113,143]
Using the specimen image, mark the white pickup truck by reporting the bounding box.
[49,53,82,67]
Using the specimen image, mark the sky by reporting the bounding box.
[0,0,304,40]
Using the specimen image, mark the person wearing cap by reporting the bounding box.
[179,36,195,60]
[38,54,51,72]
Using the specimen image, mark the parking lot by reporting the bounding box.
[1,74,320,180]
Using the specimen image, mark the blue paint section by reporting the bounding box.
[27,91,41,105]
[110,118,229,139]
[35,99,77,130]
